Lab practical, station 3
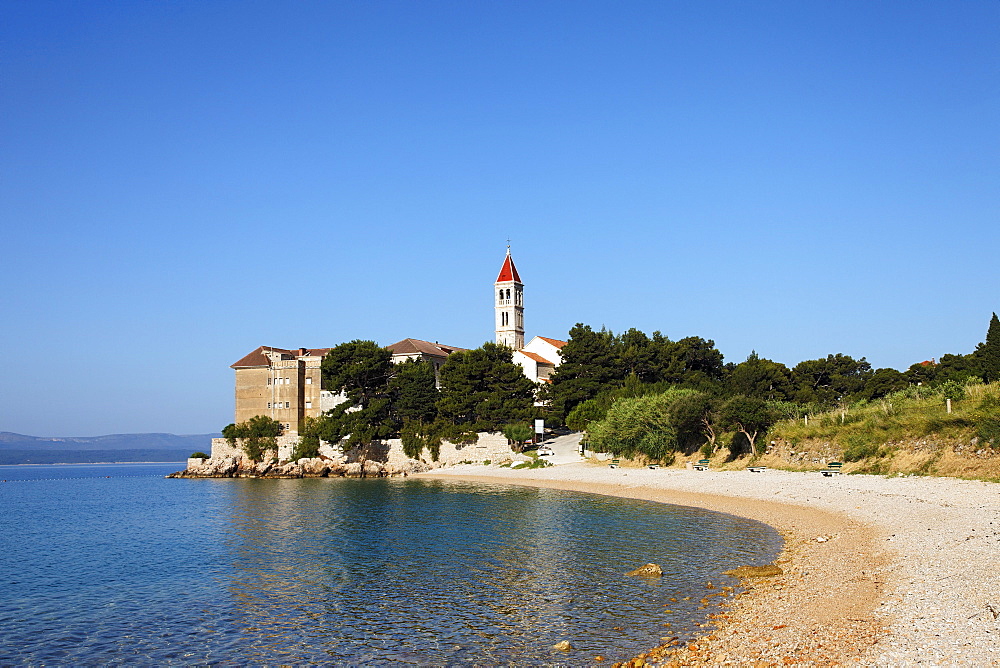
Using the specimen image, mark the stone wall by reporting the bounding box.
[211,431,520,468]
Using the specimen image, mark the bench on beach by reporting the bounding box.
[821,461,844,477]
[609,459,620,469]
[693,459,710,471]
[746,466,767,473]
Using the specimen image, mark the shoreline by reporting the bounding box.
[419,462,1000,665]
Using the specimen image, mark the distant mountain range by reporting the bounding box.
[0,432,220,465]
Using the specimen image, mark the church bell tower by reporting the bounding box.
[495,247,524,350]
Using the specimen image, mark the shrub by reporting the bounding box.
[222,415,282,462]
[938,379,966,402]
[566,398,609,431]
[503,422,535,450]
[189,451,209,459]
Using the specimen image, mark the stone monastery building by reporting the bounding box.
[230,249,565,435]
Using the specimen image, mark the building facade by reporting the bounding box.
[230,339,465,435]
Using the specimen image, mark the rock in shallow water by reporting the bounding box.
[723,564,783,578]
[626,563,663,577]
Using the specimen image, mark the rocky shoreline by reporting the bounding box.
[167,456,428,479]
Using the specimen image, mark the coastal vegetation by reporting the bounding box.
[220,313,1000,474]
[547,313,1000,473]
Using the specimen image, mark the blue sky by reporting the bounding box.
[2,1,997,436]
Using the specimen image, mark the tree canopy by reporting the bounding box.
[436,342,536,431]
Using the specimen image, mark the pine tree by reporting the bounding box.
[979,312,1000,383]
[546,323,623,420]
[436,343,535,431]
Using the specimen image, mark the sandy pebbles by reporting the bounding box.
[420,463,1000,665]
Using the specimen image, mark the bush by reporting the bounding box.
[189,451,209,459]
[938,379,966,402]
[222,415,283,462]
[502,422,535,450]
[566,398,609,431]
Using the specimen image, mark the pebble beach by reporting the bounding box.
[421,463,1000,665]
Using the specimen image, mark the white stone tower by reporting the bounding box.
[495,247,524,349]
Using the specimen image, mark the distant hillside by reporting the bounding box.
[0,432,220,465]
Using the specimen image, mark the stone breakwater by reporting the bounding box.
[168,456,428,479]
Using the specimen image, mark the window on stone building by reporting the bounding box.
[267,402,272,409]
[285,401,290,408]
[267,377,272,385]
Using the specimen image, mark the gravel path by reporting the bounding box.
[421,463,1000,665]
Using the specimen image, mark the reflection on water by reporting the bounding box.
[220,478,781,664]
[0,467,780,665]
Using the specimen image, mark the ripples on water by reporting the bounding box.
[0,464,781,664]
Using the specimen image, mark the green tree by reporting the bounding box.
[291,416,322,461]
[718,396,777,456]
[318,341,396,451]
[321,340,394,406]
[726,352,794,400]
[977,313,1000,383]
[654,336,725,389]
[502,422,535,450]
[437,343,536,431]
[791,354,873,405]
[616,328,657,382]
[547,324,622,421]
[859,367,908,401]
[400,419,443,461]
[667,390,714,452]
[222,415,283,462]
[390,359,439,424]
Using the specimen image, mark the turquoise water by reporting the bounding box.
[0,463,780,664]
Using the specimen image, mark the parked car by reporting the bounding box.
[537,447,555,456]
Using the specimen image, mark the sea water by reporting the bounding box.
[0,463,780,664]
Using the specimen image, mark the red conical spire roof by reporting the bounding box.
[496,250,521,283]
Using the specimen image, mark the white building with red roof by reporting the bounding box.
[513,336,567,384]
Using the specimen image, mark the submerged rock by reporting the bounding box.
[626,563,663,577]
[552,640,572,651]
[724,564,783,578]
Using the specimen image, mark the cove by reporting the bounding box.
[0,466,781,665]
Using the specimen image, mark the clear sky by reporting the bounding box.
[2,1,997,437]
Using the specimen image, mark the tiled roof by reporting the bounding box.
[517,350,556,365]
[386,338,467,358]
[496,252,521,283]
[231,346,333,368]
[537,336,567,349]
